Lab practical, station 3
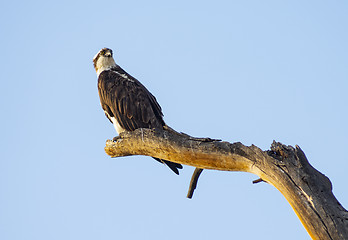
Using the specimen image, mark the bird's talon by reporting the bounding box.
[113,136,121,142]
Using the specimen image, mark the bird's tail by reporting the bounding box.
[153,157,183,175]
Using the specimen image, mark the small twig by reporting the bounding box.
[187,168,204,199]
[252,178,265,184]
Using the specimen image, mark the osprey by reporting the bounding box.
[93,48,183,174]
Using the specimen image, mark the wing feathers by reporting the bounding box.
[97,66,182,174]
[98,68,164,131]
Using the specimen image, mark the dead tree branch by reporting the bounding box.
[187,168,204,199]
[104,128,348,240]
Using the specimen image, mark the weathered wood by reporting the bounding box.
[187,168,203,199]
[105,128,348,240]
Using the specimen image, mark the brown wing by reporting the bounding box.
[98,69,164,131]
[97,67,182,175]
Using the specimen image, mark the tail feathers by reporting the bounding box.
[153,157,183,175]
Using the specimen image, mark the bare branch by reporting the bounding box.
[105,128,348,240]
[252,178,265,184]
[187,168,203,199]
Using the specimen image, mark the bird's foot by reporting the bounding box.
[113,136,121,142]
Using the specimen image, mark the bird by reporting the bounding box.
[93,48,183,174]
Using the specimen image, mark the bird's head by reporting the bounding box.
[93,48,116,75]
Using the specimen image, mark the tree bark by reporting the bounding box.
[104,128,348,240]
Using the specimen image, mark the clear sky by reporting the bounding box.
[1,1,347,239]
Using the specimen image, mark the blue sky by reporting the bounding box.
[1,1,347,239]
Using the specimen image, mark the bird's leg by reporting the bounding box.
[141,128,144,142]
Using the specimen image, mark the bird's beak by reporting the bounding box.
[105,52,112,57]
